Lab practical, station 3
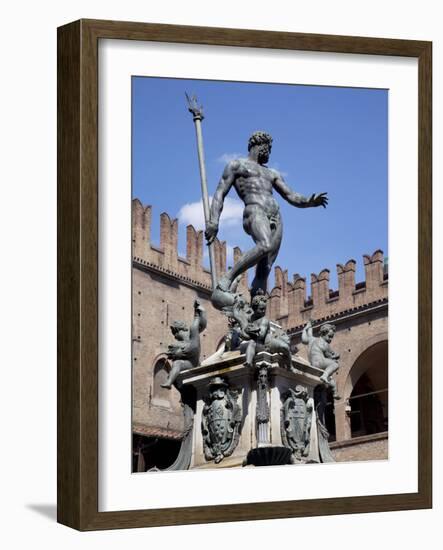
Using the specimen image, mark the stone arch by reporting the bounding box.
[341,333,388,401]
[334,332,388,441]
[216,335,226,351]
[200,333,231,366]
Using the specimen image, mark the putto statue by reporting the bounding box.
[161,300,207,389]
[201,377,242,464]
[231,290,292,368]
[206,130,328,309]
[240,291,269,368]
[302,320,341,399]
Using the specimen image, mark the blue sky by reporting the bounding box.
[132,76,387,289]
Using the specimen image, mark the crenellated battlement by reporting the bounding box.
[132,199,248,291]
[268,250,388,330]
[133,199,387,324]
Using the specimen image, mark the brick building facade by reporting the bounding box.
[132,199,388,469]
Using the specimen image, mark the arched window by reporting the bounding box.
[348,341,388,437]
[152,358,172,407]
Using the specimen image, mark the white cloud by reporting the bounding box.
[216,152,242,164]
[178,196,243,230]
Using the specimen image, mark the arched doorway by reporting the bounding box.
[347,340,388,438]
[132,434,181,472]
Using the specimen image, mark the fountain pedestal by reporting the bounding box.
[176,349,335,469]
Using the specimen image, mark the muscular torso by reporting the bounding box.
[231,158,280,217]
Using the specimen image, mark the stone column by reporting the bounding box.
[334,399,352,441]
[269,384,283,447]
[190,398,205,468]
[255,361,271,446]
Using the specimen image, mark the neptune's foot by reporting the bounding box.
[211,275,237,311]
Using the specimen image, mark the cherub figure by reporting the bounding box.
[265,323,293,368]
[302,320,341,399]
[232,291,292,368]
[161,300,207,389]
[242,292,269,368]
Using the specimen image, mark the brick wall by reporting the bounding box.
[132,199,241,436]
[331,432,388,462]
[132,199,388,446]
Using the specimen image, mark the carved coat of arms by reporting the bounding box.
[201,377,242,464]
[281,385,314,460]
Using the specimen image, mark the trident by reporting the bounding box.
[186,93,217,290]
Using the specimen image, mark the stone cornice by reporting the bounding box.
[287,298,388,335]
[133,256,212,294]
